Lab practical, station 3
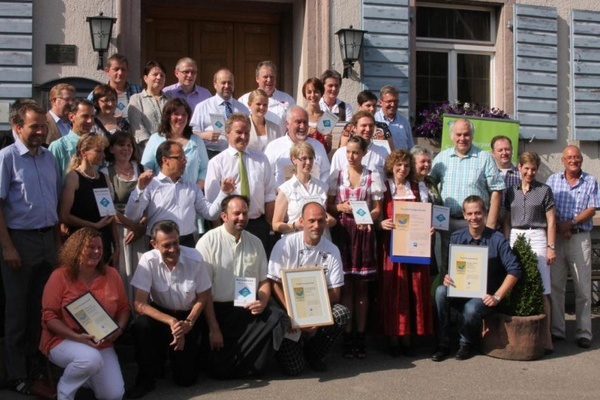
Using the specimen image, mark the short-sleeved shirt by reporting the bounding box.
[546,170,599,231]
[278,175,329,224]
[430,145,505,216]
[131,246,211,311]
[48,130,81,180]
[374,109,414,150]
[505,180,554,229]
[268,232,344,289]
[196,225,268,302]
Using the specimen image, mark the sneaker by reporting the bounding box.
[577,337,591,349]
[455,345,473,360]
[431,346,450,362]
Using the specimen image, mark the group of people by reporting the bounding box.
[0,51,597,400]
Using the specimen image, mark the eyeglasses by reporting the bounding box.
[563,156,582,161]
[178,69,197,75]
[166,155,186,161]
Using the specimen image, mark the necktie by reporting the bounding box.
[238,151,250,197]
[225,101,233,119]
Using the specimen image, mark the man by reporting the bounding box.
[48,98,95,179]
[374,85,413,151]
[190,68,250,157]
[45,83,75,145]
[163,57,211,111]
[125,140,233,248]
[204,113,276,247]
[491,135,521,227]
[432,196,521,362]
[1,99,39,149]
[0,102,61,392]
[319,69,354,121]
[264,106,331,186]
[195,195,287,378]
[127,220,211,398]
[268,202,350,375]
[546,145,598,348]
[430,118,505,274]
[238,61,296,131]
[339,90,392,148]
[88,53,142,117]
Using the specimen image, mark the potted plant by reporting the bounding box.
[481,234,546,360]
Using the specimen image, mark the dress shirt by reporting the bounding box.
[500,164,521,206]
[450,227,521,294]
[374,109,414,150]
[268,232,344,289]
[49,110,71,138]
[264,135,331,187]
[131,246,211,311]
[430,145,505,216]
[141,133,209,183]
[505,180,555,229]
[163,83,212,112]
[127,90,169,144]
[329,142,387,176]
[0,139,61,229]
[546,170,599,231]
[204,146,276,219]
[190,95,250,152]
[318,97,354,122]
[196,225,268,302]
[48,130,81,180]
[124,172,226,236]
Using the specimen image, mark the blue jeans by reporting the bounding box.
[434,285,493,347]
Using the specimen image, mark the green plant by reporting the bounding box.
[499,234,544,317]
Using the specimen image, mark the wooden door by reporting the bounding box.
[145,19,190,85]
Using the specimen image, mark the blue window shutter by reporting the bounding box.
[514,4,558,140]
[571,10,600,141]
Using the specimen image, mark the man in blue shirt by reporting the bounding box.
[432,195,521,362]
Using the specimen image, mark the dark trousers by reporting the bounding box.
[132,306,200,387]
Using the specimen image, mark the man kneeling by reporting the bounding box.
[432,196,521,362]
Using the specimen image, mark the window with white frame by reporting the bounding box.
[416,3,496,113]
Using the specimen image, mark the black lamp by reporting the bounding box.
[335,26,367,78]
[86,12,117,70]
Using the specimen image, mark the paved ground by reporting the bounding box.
[2,310,598,400]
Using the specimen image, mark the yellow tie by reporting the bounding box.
[238,151,250,197]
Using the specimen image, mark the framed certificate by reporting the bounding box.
[281,267,333,328]
[448,244,489,298]
[390,200,432,264]
[64,292,119,343]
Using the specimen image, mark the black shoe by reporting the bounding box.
[551,334,565,342]
[455,345,473,360]
[307,356,328,372]
[431,347,450,362]
[126,382,155,399]
[577,337,591,349]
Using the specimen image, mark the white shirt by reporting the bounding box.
[196,225,268,302]
[131,246,211,311]
[190,94,250,152]
[268,232,344,289]
[204,146,277,219]
[278,175,329,224]
[239,89,295,133]
[124,172,225,236]
[319,97,354,122]
[329,142,388,176]
[264,135,331,187]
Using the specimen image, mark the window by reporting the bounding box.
[416,3,496,113]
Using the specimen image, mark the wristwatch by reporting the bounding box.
[571,218,577,226]
[492,294,501,303]
[547,244,555,250]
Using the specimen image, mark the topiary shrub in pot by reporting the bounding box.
[481,234,546,360]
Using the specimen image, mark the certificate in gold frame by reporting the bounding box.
[281,267,333,328]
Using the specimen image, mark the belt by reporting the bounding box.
[570,227,587,235]
[8,226,53,233]
[513,227,543,230]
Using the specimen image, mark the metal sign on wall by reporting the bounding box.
[46,44,77,65]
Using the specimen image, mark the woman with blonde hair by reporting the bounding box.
[59,134,119,264]
[247,89,282,151]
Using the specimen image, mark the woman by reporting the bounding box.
[247,89,281,151]
[328,135,384,359]
[272,141,335,235]
[40,228,130,400]
[102,131,148,303]
[503,151,555,353]
[141,97,209,188]
[379,150,434,356]
[302,78,332,153]
[128,60,169,148]
[91,84,130,136]
[59,134,119,265]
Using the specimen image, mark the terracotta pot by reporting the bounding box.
[481,313,546,361]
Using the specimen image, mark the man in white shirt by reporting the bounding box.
[319,69,354,122]
[125,140,234,247]
[195,195,287,378]
[264,106,331,186]
[268,202,350,375]
[238,61,296,132]
[127,220,211,398]
[163,57,212,112]
[190,68,250,157]
[204,113,277,249]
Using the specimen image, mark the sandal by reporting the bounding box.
[343,332,354,359]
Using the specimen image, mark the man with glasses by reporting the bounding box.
[163,57,211,112]
[45,83,75,145]
[125,140,234,247]
[546,145,598,348]
[374,85,413,151]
